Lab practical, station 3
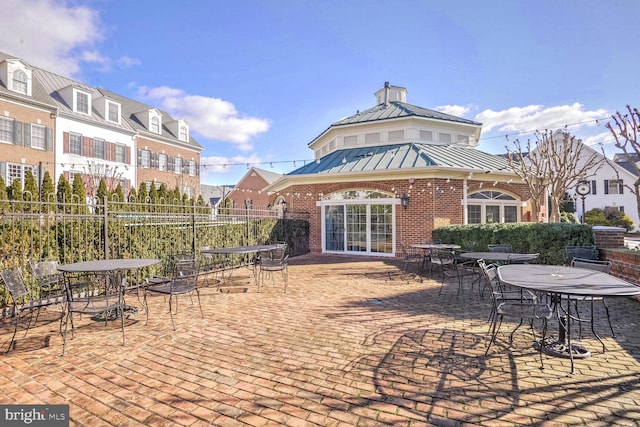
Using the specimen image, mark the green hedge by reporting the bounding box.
[432,223,594,265]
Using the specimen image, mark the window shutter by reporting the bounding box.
[604,180,609,195]
[63,132,69,154]
[619,180,624,194]
[24,123,31,147]
[168,156,174,172]
[82,137,93,157]
[196,161,200,177]
[590,180,596,195]
[46,127,53,150]
[151,152,158,168]
[137,149,142,165]
[125,146,131,165]
[0,162,5,179]
[14,121,22,145]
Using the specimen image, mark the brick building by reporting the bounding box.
[265,83,532,257]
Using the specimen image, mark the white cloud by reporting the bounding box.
[118,56,141,69]
[475,103,608,134]
[139,86,271,151]
[0,0,104,78]
[435,104,472,118]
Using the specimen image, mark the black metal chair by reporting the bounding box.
[569,257,615,352]
[481,262,552,367]
[145,260,202,330]
[477,259,538,323]
[1,269,66,353]
[401,243,423,273]
[435,250,481,296]
[61,271,126,355]
[200,246,226,290]
[565,245,598,263]
[29,259,64,298]
[257,244,289,292]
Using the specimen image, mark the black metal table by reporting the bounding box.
[498,264,640,373]
[459,252,539,264]
[58,258,161,318]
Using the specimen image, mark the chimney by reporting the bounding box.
[384,81,390,107]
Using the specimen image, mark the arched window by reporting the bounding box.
[12,69,28,94]
[150,116,160,133]
[467,190,520,224]
[179,125,188,141]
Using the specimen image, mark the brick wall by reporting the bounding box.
[269,177,532,255]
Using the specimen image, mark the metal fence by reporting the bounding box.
[0,196,309,309]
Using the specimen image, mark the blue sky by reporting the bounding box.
[4,0,640,185]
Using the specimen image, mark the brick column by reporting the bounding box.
[593,226,626,249]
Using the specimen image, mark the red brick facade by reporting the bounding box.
[269,177,533,255]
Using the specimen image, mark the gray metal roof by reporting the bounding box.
[0,52,57,109]
[33,67,136,132]
[333,101,482,127]
[288,143,511,175]
[99,88,202,150]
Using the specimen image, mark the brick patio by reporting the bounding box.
[2,254,640,426]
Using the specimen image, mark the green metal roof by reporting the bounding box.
[288,143,510,175]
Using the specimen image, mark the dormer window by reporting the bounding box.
[75,90,90,114]
[150,116,160,133]
[12,69,28,94]
[107,101,120,123]
[1,59,32,96]
[179,125,188,141]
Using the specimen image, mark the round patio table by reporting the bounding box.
[497,264,640,373]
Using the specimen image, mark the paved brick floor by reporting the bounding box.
[2,254,640,426]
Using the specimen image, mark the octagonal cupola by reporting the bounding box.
[375,82,407,106]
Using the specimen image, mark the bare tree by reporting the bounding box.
[506,130,604,222]
[82,161,127,197]
[606,105,640,219]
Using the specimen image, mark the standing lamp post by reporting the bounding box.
[576,181,590,223]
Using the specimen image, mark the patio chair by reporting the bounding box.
[569,257,614,352]
[61,271,126,355]
[200,246,226,290]
[257,244,289,292]
[29,259,64,298]
[488,244,513,253]
[477,259,538,323]
[565,245,598,262]
[401,243,423,273]
[434,250,480,296]
[482,264,552,367]
[145,260,202,330]
[1,269,66,353]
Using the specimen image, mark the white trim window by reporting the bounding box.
[69,133,82,155]
[94,138,105,159]
[107,101,120,123]
[0,117,14,143]
[188,160,196,176]
[140,150,151,168]
[179,125,188,141]
[150,116,160,133]
[5,163,37,187]
[158,153,168,171]
[174,157,182,174]
[30,124,46,149]
[467,190,520,224]
[75,90,90,114]
[12,69,28,94]
[115,144,126,163]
